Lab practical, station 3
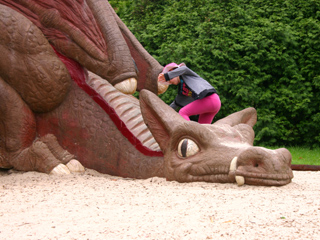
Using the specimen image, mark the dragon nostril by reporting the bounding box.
[254,163,259,167]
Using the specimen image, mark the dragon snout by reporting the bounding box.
[230,147,293,186]
[275,148,292,166]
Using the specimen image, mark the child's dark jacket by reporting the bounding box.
[164,66,217,100]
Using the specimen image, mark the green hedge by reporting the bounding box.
[110,0,320,148]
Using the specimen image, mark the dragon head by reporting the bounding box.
[139,89,293,186]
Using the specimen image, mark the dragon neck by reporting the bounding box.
[52,46,163,158]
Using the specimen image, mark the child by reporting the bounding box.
[158,63,221,124]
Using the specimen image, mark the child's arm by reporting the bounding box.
[165,66,191,80]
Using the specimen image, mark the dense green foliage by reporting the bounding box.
[110,0,320,147]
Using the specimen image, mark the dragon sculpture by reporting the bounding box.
[0,0,293,186]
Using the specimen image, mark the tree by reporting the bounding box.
[110,0,320,147]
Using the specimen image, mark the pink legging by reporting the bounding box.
[179,93,221,124]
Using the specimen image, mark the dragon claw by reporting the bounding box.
[50,160,85,175]
[157,81,169,95]
[50,164,71,175]
[66,159,85,173]
[114,78,137,95]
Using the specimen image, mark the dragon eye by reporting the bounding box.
[177,139,199,158]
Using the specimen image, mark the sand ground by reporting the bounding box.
[0,169,319,240]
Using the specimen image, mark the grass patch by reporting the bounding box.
[288,147,320,165]
[265,146,320,165]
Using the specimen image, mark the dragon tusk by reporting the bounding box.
[229,157,245,186]
[230,156,237,171]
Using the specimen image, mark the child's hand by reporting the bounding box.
[158,73,166,82]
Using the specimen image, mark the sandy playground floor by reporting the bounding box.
[0,169,319,240]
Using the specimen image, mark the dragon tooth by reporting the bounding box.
[236,176,245,186]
